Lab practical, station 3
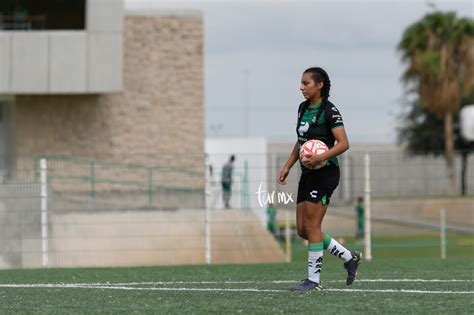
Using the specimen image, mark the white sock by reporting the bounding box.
[308,243,323,284]
[327,238,352,262]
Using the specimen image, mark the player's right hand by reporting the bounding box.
[277,167,290,185]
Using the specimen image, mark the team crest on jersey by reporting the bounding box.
[298,122,310,136]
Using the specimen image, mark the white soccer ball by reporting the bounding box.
[299,139,329,170]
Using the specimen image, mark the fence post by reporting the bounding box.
[148,168,153,206]
[40,158,49,267]
[440,208,447,259]
[90,160,96,199]
[270,153,277,193]
[241,160,250,209]
[364,153,372,261]
[205,205,211,264]
[343,154,351,202]
[285,210,292,263]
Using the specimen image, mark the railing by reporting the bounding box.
[34,155,204,206]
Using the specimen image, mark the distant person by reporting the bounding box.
[355,196,365,241]
[266,203,277,236]
[221,155,235,209]
[277,67,361,291]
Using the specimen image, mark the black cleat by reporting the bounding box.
[344,251,362,285]
[290,279,323,291]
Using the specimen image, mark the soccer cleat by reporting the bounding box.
[343,251,362,285]
[290,279,323,291]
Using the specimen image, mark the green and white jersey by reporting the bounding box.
[296,100,344,170]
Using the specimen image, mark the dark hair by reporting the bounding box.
[230,155,235,162]
[303,67,331,100]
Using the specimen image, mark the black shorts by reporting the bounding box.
[297,164,340,205]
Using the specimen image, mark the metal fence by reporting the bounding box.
[0,151,473,269]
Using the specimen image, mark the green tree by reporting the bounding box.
[397,92,474,194]
[397,98,444,154]
[398,11,474,192]
[398,91,474,153]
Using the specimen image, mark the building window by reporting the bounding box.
[0,0,86,31]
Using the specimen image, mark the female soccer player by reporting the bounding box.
[277,67,361,291]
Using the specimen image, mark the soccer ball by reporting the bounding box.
[299,139,329,169]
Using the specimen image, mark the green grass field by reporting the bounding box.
[0,233,473,314]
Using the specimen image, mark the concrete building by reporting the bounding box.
[0,0,205,183]
[0,1,213,268]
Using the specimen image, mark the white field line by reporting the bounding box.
[0,283,472,294]
[15,278,468,286]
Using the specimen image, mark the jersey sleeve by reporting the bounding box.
[326,104,344,129]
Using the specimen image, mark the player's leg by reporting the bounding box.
[291,200,326,291]
[222,183,231,208]
[221,183,226,205]
[291,174,323,291]
[296,202,307,240]
[295,173,308,240]
[227,185,232,208]
[304,200,326,285]
[321,195,361,285]
[301,169,333,289]
[322,203,353,261]
[320,164,361,285]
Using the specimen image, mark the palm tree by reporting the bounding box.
[398,11,474,193]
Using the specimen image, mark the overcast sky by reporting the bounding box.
[126,0,473,144]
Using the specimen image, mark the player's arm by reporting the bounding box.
[278,141,299,185]
[307,127,349,166]
[324,127,349,159]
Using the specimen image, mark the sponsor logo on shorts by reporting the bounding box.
[310,190,318,198]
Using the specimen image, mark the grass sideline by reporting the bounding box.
[0,233,472,314]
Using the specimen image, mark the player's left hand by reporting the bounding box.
[302,154,326,168]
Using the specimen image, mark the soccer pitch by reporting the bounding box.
[0,235,472,314]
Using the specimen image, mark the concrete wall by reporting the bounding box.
[14,12,204,178]
[0,0,123,93]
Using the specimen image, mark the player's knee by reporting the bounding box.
[297,227,306,239]
[304,224,321,237]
